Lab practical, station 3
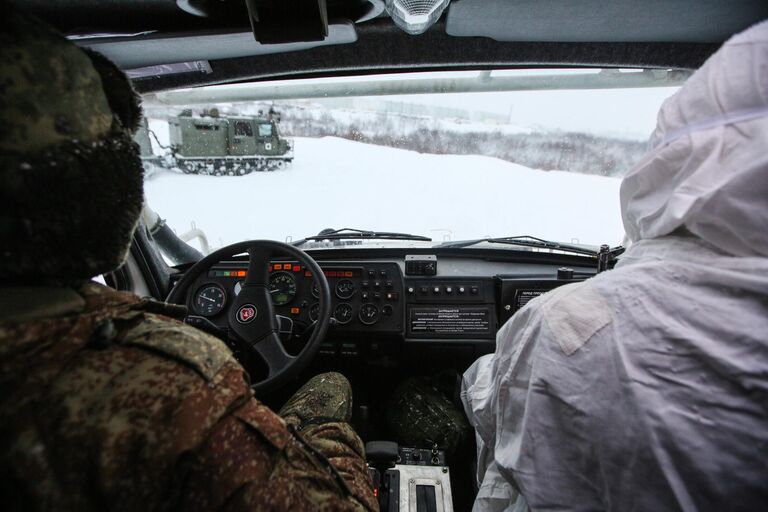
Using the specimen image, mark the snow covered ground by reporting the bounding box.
[144,136,624,251]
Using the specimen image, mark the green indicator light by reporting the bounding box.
[223,271,230,276]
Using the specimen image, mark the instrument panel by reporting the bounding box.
[187,261,404,335]
[181,254,596,349]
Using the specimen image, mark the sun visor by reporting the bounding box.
[73,22,357,69]
[445,0,768,43]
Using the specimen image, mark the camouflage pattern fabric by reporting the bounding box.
[0,283,377,511]
[387,374,472,455]
[279,372,354,426]
[275,373,377,510]
[0,7,114,155]
[0,6,145,285]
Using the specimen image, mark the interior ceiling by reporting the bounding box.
[446,0,768,43]
[14,0,768,41]
[10,0,768,91]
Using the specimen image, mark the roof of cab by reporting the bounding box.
[11,0,768,91]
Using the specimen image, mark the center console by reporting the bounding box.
[367,441,453,512]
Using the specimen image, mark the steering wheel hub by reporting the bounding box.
[236,304,258,323]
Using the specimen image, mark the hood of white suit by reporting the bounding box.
[620,20,768,257]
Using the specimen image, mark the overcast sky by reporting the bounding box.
[381,86,679,140]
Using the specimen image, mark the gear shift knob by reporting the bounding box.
[365,441,399,467]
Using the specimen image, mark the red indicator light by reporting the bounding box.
[373,488,379,498]
[268,265,273,272]
[293,265,301,272]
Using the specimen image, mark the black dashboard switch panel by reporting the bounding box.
[398,446,446,466]
[405,255,437,276]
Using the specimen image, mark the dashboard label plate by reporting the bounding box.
[409,307,491,336]
[514,289,547,311]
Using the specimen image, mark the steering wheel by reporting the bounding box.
[166,240,332,392]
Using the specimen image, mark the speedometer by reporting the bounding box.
[269,271,297,305]
[194,284,226,316]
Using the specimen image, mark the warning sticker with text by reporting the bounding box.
[409,307,491,335]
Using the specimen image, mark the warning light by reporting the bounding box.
[274,264,283,270]
[344,271,353,277]
[373,488,379,498]
[290,307,300,315]
[237,271,246,277]
[293,265,301,272]
[305,271,313,277]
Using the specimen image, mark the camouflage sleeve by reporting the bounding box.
[178,399,377,512]
[118,317,377,511]
[283,421,380,512]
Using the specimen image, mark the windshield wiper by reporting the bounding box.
[292,227,432,246]
[436,235,599,257]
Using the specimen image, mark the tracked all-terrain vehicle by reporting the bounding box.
[168,109,293,175]
[136,109,294,176]
[169,109,293,175]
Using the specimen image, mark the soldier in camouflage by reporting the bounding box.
[0,6,377,511]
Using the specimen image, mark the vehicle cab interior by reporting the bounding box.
[7,1,768,510]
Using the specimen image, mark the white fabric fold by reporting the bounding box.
[463,20,768,512]
[621,20,768,257]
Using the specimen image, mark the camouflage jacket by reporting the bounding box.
[0,283,374,511]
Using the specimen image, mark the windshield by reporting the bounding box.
[141,69,680,255]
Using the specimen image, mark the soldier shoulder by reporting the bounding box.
[120,313,238,382]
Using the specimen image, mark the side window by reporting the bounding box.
[258,123,273,137]
[235,121,253,137]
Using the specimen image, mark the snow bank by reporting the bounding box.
[144,136,623,250]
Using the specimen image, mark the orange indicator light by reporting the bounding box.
[274,264,283,270]
[290,307,300,315]
[305,271,313,277]
[238,271,247,277]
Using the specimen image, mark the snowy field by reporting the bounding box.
[144,136,624,251]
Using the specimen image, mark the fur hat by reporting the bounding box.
[0,6,144,285]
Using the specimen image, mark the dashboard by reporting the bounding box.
[180,251,597,359]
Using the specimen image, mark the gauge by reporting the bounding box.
[335,279,356,300]
[358,303,380,325]
[309,302,320,322]
[269,271,297,306]
[194,284,226,317]
[333,303,354,325]
[311,281,320,299]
